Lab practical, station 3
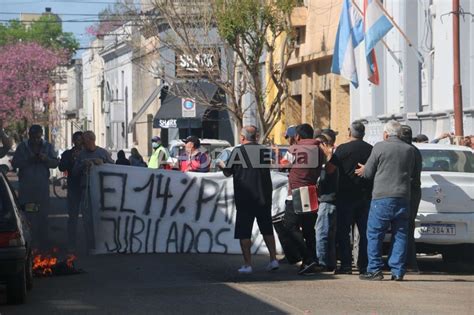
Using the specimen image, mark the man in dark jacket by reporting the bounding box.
[284,123,322,275]
[327,120,373,274]
[58,131,83,250]
[221,125,278,274]
[400,125,422,272]
[12,125,58,248]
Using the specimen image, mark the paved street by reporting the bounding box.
[1,178,474,314]
[1,253,473,314]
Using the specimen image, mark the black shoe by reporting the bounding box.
[298,261,317,275]
[334,267,352,275]
[359,270,384,281]
[321,266,335,272]
[391,275,404,281]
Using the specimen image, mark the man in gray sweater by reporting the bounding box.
[355,120,416,281]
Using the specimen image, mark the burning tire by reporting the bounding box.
[6,265,27,304]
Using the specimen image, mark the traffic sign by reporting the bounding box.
[182,98,196,118]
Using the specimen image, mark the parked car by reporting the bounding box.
[414,143,474,262]
[168,139,231,170]
[0,150,15,174]
[0,172,33,304]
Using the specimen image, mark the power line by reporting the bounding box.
[0,12,101,16]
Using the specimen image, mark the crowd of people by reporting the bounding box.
[224,120,471,281]
[9,127,215,251]
[6,120,472,281]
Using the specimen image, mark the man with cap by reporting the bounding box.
[12,125,59,248]
[400,125,423,272]
[148,136,169,169]
[179,136,210,172]
[326,120,373,274]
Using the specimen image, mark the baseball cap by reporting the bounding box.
[183,135,200,148]
[151,136,161,142]
[285,126,296,139]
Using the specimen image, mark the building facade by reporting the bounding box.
[82,38,105,148]
[351,0,474,144]
[268,0,350,145]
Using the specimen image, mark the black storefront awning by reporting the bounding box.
[153,81,219,129]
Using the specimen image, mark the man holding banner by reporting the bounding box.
[73,131,114,250]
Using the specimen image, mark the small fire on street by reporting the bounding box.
[32,248,84,277]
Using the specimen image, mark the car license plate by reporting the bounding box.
[419,224,456,235]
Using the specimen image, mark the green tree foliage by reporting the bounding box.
[0,15,79,56]
[140,0,298,141]
[213,0,297,139]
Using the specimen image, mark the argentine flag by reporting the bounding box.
[331,0,364,88]
[364,0,393,53]
[364,0,393,84]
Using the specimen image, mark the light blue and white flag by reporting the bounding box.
[331,0,365,88]
[364,0,393,53]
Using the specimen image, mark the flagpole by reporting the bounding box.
[373,0,425,64]
[350,0,403,70]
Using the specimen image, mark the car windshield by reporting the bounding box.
[421,149,474,173]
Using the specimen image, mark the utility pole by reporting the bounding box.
[453,0,464,140]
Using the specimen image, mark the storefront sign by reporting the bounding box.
[158,119,177,128]
[176,49,220,79]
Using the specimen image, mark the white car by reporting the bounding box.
[415,143,474,262]
[0,150,15,173]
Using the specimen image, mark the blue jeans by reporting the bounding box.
[367,197,409,277]
[336,197,370,271]
[316,202,337,269]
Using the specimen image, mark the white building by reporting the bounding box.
[351,0,474,143]
[98,23,162,158]
[82,38,106,147]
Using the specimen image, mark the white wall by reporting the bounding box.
[350,0,474,142]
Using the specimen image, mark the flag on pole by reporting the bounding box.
[364,0,393,84]
[331,0,364,88]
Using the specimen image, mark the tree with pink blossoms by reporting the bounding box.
[0,42,66,134]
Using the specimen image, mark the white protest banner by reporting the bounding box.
[88,164,288,255]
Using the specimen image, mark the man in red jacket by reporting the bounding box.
[283,123,323,275]
[179,136,210,172]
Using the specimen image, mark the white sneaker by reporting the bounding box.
[238,265,253,274]
[266,260,279,271]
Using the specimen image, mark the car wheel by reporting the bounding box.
[26,252,34,291]
[6,266,27,304]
